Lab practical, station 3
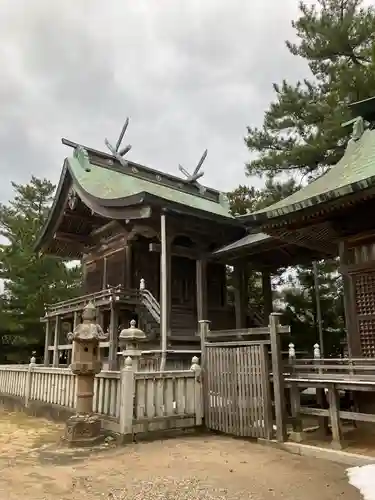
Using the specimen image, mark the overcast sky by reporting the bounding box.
[0,0,310,203]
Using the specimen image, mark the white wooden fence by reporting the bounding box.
[0,356,202,438]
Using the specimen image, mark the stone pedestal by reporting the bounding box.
[65,301,108,447]
[65,414,102,447]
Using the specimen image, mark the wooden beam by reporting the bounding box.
[127,224,159,241]
[340,261,375,275]
[271,224,337,256]
[90,220,123,238]
[149,242,205,260]
[64,210,103,225]
[344,229,375,246]
[54,231,90,246]
[84,235,129,262]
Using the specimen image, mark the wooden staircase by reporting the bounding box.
[138,287,264,341]
[138,288,198,342]
[170,306,198,341]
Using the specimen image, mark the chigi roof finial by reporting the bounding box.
[105,118,132,167]
[178,149,207,194]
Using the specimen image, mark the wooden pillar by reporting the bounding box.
[160,212,171,370]
[289,383,304,441]
[327,385,343,449]
[269,313,287,442]
[312,261,324,357]
[262,270,273,326]
[102,256,108,289]
[196,258,208,321]
[52,316,60,367]
[339,241,360,357]
[44,319,51,366]
[234,260,248,328]
[124,245,132,289]
[108,302,119,370]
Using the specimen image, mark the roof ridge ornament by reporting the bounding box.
[105,118,132,167]
[342,115,369,142]
[218,192,230,210]
[178,149,207,194]
[73,145,91,172]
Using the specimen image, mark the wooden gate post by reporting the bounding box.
[198,320,210,369]
[269,313,287,442]
[198,320,210,427]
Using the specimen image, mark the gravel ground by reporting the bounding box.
[0,411,362,500]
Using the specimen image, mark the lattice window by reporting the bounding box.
[354,272,375,357]
[359,319,375,357]
[354,273,375,316]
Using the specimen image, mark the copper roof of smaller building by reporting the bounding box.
[240,127,375,225]
[212,231,328,268]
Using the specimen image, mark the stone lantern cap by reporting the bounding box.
[67,302,108,344]
[119,320,147,342]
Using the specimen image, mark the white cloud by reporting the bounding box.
[0,0,308,202]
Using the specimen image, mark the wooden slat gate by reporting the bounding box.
[204,341,273,439]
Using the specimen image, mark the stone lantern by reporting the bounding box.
[65,301,108,446]
[118,320,147,370]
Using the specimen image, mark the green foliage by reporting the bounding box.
[227,178,299,325]
[281,260,345,355]
[228,177,299,215]
[228,174,345,356]
[228,176,346,356]
[232,0,375,355]
[245,0,375,179]
[0,177,81,348]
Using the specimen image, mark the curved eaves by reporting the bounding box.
[34,160,149,255]
[33,162,72,254]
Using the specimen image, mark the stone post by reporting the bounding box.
[119,356,135,439]
[65,301,108,446]
[118,320,147,371]
[25,355,36,408]
[190,356,203,426]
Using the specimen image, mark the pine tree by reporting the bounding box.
[227,179,299,322]
[281,260,345,356]
[0,177,81,346]
[228,177,346,355]
[228,177,299,215]
[245,0,375,179]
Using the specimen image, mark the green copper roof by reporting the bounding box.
[213,232,271,256]
[246,128,375,221]
[67,154,234,219]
